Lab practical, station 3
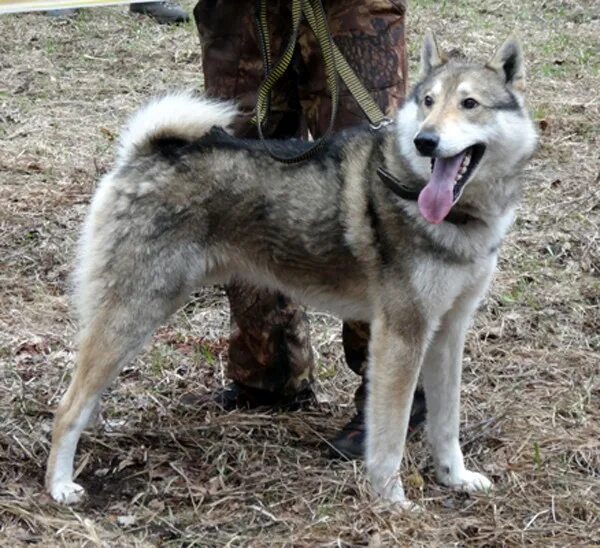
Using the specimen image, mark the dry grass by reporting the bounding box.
[0,0,598,545]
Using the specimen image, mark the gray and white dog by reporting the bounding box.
[46,31,537,508]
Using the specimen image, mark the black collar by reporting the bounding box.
[376,167,477,226]
[376,167,420,201]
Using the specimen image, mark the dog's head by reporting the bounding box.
[398,31,538,224]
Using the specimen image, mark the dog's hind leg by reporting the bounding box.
[46,318,132,503]
[421,275,493,494]
[46,249,195,504]
[366,309,427,509]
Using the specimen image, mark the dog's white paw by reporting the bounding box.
[371,475,421,511]
[439,468,493,493]
[379,486,422,512]
[394,499,423,512]
[372,475,405,502]
[50,481,86,505]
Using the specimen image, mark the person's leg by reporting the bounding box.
[298,0,408,130]
[130,2,189,24]
[224,285,314,402]
[195,0,304,138]
[193,0,315,407]
[298,0,425,457]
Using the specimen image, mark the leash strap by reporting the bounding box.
[376,167,420,201]
[254,0,337,163]
[254,0,390,163]
[301,0,390,130]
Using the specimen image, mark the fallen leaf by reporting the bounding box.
[405,470,424,489]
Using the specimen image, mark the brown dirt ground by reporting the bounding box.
[0,0,598,545]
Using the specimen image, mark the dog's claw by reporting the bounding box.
[50,481,86,505]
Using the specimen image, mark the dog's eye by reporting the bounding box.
[424,95,434,107]
[462,98,479,109]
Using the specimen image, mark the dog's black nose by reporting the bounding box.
[414,132,440,156]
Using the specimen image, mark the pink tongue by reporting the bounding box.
[418,152,465,224]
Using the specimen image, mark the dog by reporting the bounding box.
[46,31,537,507]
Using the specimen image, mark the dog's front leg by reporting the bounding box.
[421,281,493,494]
[366,311,426,508]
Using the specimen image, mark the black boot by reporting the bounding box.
[130,2,189,24]
[181,381,316,411]
[330,384,427,460]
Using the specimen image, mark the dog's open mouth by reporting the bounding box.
[418,144,485,224]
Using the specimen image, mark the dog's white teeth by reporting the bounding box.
[457,162,469,180]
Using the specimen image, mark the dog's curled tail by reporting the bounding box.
[117,92,238,163]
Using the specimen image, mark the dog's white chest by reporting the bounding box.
[410,259,484,321]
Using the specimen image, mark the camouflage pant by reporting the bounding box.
[194,0,407,398]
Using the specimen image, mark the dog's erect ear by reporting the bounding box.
[420,29,446,78]
[487,36,525,90]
